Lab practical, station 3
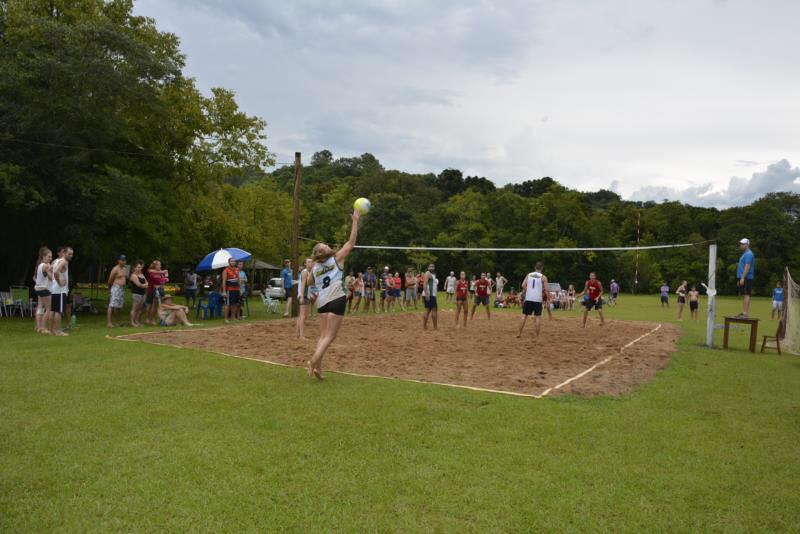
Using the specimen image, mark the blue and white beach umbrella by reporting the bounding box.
[196,248,252,272]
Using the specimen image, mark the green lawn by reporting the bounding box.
[1,295,798,531]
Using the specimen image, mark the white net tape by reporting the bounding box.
[784,268,800,355]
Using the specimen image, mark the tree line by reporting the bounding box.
[2,0,797,296]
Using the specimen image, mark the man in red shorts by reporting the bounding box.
[578,271,605,328]
[470,272,491,320]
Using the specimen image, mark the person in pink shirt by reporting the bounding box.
[145,259,169,325]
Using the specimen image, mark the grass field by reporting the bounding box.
[1,294,798,531]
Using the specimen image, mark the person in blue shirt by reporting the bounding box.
[280,259,294,317]
[737,238,755,318]
[771,281,784,320]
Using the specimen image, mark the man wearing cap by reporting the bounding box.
[737,238,755,318]
[106,255,128,327]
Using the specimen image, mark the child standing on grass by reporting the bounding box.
[772,281,784,320]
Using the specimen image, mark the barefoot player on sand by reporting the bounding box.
[517,262,548,337]
[307,210,360,379]
[422,263,438,330]
[578,272,605,328]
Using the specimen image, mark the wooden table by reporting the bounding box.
[723,316,759,353]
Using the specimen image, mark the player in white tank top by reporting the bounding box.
[518,262,548,338]
[49,247,73,336]
[307,210,360,379]
[33,247,53,334]
[313,256,345,309]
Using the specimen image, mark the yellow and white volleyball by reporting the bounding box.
[354,197,371,214]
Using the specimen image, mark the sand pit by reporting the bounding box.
[115,311,678,397]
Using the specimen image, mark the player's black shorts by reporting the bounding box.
[424,296,438,309]
[583,298,602,310]
[318,296,346,316]
[522,300,543,316]
[227,290,240,305]
[739,278,753,296]
[474,295,489,306]
[677,296,686,304]
[660,296,668,304]
[52,293,67,314]
[690,301,698,311]
[35,289,51,298]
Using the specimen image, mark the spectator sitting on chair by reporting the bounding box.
[158,294,195,326]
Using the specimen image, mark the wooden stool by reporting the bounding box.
[723,316,759,353]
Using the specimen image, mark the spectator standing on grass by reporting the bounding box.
[688,285,700,321]
[306,210,360,380]
[578,272,605,328]
[184,269,198,308]
[281,259,294,317]
[675,280,688,321]
[222,258,241,323]
[49,246,73,336]
[471,272,491,320]
[129,260,148,327]
[737,238,755,318]
[422,263,438,330]
[237,261,248,319]
[106,255,128,327]
[660,282,670,307]
[145,260,168,325]
[495,272,508,301]
[518,262,548,338]
[772,281,784,320]
[445,271,456,302]
[610,279,620,303]
[33,246,53,334]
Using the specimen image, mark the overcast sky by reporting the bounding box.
[134,0,800,207]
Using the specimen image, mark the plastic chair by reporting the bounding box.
[196,292,224,319]
[0,291,17,317]
[9,287,32,317]
[261,292,279,313]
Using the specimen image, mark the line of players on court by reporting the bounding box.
[296,260,608,337]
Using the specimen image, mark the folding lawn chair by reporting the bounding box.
[261,292,279,313]
[10,286,34,317]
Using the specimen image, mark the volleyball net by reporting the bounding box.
[783,267,800,355]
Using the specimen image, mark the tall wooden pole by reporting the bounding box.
[291,152,301,317]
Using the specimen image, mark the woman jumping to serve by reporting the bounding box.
[307,210,360,379]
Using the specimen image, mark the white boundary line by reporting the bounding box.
[536,324,663,398]
[108,322,664,400]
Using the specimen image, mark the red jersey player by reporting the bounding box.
[454,271,469,327]
[471,272,491,320]
[578,271,605,327]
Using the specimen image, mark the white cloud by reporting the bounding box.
[628,159,800,207]
[134,0,800,203]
